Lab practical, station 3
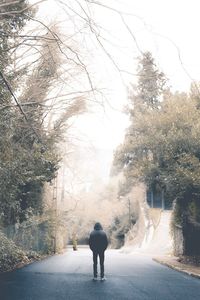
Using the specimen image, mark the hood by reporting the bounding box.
[94,222,103,230]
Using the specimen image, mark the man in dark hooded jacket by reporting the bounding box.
[89,222,108,281]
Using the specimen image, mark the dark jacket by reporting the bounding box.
[89,223,108,252]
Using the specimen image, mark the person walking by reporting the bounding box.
[89,222,108,281]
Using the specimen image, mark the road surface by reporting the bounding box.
[1,247,200,300]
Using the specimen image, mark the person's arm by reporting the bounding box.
[103,233,108,250]
[89,233,94,250]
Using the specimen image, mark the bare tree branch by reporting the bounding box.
[0,70,42,142]
[0,0,47,15]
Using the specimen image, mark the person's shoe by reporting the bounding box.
[93,277,98,281]
[100,277,106,281]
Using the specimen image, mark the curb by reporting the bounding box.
[153,257,200,280]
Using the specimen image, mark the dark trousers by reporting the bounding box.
[93,251,105,278]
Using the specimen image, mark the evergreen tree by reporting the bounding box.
[130,51,167,111]
[112,52,167,195]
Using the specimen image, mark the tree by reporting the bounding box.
[111,50,200,256]
[112,51,167,195]
[130,51,167,112]
[114,82,200,221]
[0,0,35,226]
[0,3,86,226]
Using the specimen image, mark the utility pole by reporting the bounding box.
[53,176,58,253]
[61,164,65,202]
[128,198,131,228]
[61,144,67,203]
[161,189,165,211]
[151,190,154,208]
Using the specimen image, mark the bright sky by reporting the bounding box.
[33,0,200,154]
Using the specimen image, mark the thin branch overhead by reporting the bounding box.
[0,70,42,142]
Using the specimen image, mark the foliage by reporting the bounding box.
[0,5,88,270]
[108,214,136,249]
[112,51,168,194]
[112,51,200,228]
[0,3,60,226]
[114,89,200,202]
[0,231,27,272]
[129,51,167,112]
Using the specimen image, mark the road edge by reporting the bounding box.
[153,256,200,280]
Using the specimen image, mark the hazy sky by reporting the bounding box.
[33,0,200,152]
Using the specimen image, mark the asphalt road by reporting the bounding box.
[1,247,200,300]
